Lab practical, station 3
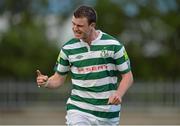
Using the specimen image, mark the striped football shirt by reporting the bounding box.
[55,30,131,121]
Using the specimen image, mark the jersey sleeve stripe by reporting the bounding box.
[59,58,69,66]
[57,64,70,73]
[56,71,68,75]
[114,46,125,59]
[116,62,129,71]
[115,56,127,65]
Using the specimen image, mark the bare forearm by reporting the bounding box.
[116,71,133,98]
[46,73,66,89]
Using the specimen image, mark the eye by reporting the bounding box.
[77,25,83,28]
[72,22,75,26]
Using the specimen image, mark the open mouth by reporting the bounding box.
[74,32,82,38]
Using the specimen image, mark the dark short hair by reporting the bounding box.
[73,5,97,25]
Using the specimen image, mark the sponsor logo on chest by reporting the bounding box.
[77,65,108,73]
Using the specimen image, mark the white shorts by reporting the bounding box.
[66,110,120,126]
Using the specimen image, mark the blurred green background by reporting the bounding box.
[0,0,179,80]
[0,0,180,125]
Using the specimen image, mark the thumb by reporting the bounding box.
[107,96,112,105]
[36,70,42,76]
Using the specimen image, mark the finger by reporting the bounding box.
[113,97,122,105]
[37,79,45,84]
[107,96,112,104]
[110,98,117,105]
[37,76,48,86]
[113,98,120,105]
[37,76,48,84]
[37,82,42,88]
[36,70,42,76]
[118,97,122,104]
[37,81,46,87]
[108,96,119,105]
[43,75,48,81]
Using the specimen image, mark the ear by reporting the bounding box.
[90,22,96,28]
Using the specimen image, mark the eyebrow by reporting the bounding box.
[72,21,84,27]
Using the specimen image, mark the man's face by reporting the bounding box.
[72,16,93,40]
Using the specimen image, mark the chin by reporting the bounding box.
[74,34,82,39]
[74,36,81,39]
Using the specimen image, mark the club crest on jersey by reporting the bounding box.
[100,47,109,58]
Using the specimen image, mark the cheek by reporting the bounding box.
[81,27,89,32]
[72,26,75,31]
[85,29,91,35]
[79,27,85,31]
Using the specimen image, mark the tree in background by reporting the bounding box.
[95,0,180,81]
[0,0,179,81]
[0,0,58,79]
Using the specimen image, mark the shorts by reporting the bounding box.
[66,110,120,126]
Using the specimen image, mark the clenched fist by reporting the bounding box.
[108,92,122,105]
[36,70,49,88]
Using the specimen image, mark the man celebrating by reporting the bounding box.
[37,5,133,125]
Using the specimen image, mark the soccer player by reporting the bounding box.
[36,5,133,125]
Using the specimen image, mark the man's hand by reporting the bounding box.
[108,92,122,105]
[36,70,48,88]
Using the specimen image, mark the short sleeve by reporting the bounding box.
[54,49,70,75]
[114,45,131,74]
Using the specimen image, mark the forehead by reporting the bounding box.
[72,16,88,25]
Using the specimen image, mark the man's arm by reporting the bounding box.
[36,70,67,89]
[108,71,133,105]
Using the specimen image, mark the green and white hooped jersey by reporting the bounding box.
[55,30,131,121]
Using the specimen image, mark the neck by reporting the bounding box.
[83,29,99,45]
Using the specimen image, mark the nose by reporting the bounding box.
[73,25,78,31]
